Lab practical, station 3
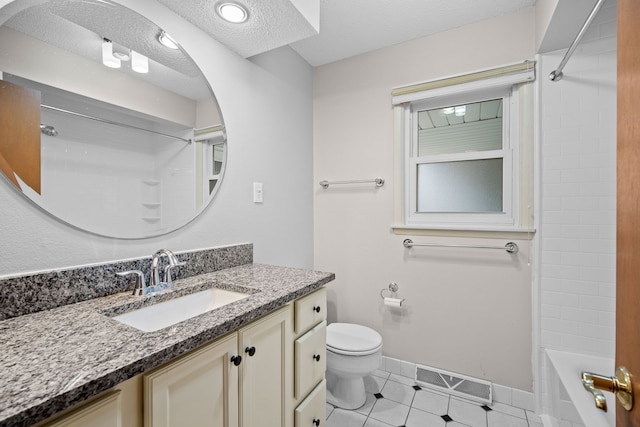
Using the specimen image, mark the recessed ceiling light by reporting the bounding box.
[158,30,179,50]
[217,2,248,23]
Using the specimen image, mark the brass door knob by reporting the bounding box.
[581,366,633,412]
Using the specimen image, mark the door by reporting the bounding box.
[617,0,640,425]
[143,334,239,427]
[238,306,292,427]
[0,80,41,193]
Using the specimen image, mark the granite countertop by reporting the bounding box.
[0,263,334,427]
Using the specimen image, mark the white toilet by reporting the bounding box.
[326,323,383,409]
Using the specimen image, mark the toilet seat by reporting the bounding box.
[327,323,383,356]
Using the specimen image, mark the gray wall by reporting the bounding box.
[0,0,314,276]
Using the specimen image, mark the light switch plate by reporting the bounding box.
[253,182,263,203]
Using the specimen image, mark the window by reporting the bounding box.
[194,125,226,209]
[392,61,535,232]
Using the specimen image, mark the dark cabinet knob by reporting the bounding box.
[312,419,320,426]
[245,346,256,357]
[313,305,321,313]
[313,354,321,362]
[231,355,242,366]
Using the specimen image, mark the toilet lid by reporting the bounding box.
[327,323,382,355]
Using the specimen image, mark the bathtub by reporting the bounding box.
[543,349,615,427]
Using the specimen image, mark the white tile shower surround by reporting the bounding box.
[325,370,548,427]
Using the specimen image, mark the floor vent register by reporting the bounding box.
[415,364,492,405]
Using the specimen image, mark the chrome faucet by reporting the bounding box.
[117,249,186,296]
[116,270,147,296]
[150,248,185,287]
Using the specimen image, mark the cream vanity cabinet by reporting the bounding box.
[35,288,327,427]
[33,375,143,427]
[144,305,292,427]
[292,288,327,427]
[34,391,125,427]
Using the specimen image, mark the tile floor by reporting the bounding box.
[326,369,543,427]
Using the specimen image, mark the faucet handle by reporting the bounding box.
[163,261,186,285]
[117,270,146,296]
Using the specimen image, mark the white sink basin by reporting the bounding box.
[112,288,250,332]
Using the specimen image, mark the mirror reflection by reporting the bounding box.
[0,0,226,238]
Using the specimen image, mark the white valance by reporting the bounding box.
[391,60,536,105]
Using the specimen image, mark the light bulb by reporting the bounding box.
[443,107,454,115]
[454,105,466,116]
[102,38,121,68]
[131,50,149,73]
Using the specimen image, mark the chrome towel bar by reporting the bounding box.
[403,238,519,254]
[319,177,384,189]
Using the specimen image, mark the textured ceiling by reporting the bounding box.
[3,0,207,100]
[156,0,319,59]
[152,0,538,66]
[290,0,537,66]
[1,0,539,97]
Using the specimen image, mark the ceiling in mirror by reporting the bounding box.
[0,0,227,239]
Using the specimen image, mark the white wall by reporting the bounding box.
[538,0,617,361]
[0,0,314,275]
[314,9,536,391]
[537,0,617,417]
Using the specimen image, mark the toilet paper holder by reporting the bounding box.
[380,282,405,305]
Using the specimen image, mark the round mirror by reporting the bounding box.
[0,0,226,238]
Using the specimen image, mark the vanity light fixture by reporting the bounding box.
[217,2,248,23]
[102,38,121,68]
[131,50,149,73]
[158,30,179,50]
[443,107,455,115]
[102,38,149,73]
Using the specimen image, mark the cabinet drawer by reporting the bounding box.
[295,380,326,427]
[295,320,326,399]
[294,287,327,334]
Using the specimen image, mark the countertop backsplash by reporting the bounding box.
[0,243,253,321]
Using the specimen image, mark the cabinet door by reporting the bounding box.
[144,333,239,427]
[42,391,122,427]
[238,306,292,427]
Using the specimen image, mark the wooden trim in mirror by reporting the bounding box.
[0,80,41,194]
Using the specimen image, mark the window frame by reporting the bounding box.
[404,87,519,228]
[391,62,536,233]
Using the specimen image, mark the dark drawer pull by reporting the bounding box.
[312,419,320,426]
[245,346,256,357]
[313,354,321,362]
[313,305,321,313]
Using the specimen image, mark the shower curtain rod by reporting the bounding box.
[549,0,606,82]
[41,104,192,144]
